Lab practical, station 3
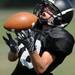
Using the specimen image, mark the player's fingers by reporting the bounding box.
[3,36,9,45]
[14,30,21,36]
[21,30,28,38]
[6,32,12,40]
[17,32,22,40]
[28,29,32,37]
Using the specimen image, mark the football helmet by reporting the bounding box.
[33,0,74,27]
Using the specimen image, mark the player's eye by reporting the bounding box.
[42,12,46,16]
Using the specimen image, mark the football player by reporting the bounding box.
[3,0,75,75]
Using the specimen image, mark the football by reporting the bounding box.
[4,12,38,31]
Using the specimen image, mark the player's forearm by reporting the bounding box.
[30,52,53,74]
[8,50,18,62]
[29,51,45,74]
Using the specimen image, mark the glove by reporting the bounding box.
[3,33,18,53]
[16,29,35,53]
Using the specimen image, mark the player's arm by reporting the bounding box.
[3,33,19,61]
[29,50,55,74]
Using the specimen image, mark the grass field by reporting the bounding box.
[0,8,75,75]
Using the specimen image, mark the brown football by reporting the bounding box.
[4,12,38,31]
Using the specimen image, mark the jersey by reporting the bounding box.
[11,27,74,75]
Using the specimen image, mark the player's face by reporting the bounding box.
[41,7,54,19]
[40,7,54,19]
[40,7,54,25]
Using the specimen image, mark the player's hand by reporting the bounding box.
[16,29,35,53]
[3,33,18,53]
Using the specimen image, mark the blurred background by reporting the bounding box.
[0,0,75,75]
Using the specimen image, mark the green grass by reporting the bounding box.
[0,8,75,75]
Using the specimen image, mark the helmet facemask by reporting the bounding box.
[33,0,62,27]
[38,7,54,26]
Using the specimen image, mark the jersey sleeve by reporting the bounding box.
[54,33,74,56]
[45,28,75,57]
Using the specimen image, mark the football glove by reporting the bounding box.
[3,33,18,53]
[16,29,35,53]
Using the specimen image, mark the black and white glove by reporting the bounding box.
[3,33,18,53]
[16,29,35,53]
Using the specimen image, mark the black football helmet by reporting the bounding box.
[33,0,74,27]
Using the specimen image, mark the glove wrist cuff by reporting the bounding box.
[10,46,19,53]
